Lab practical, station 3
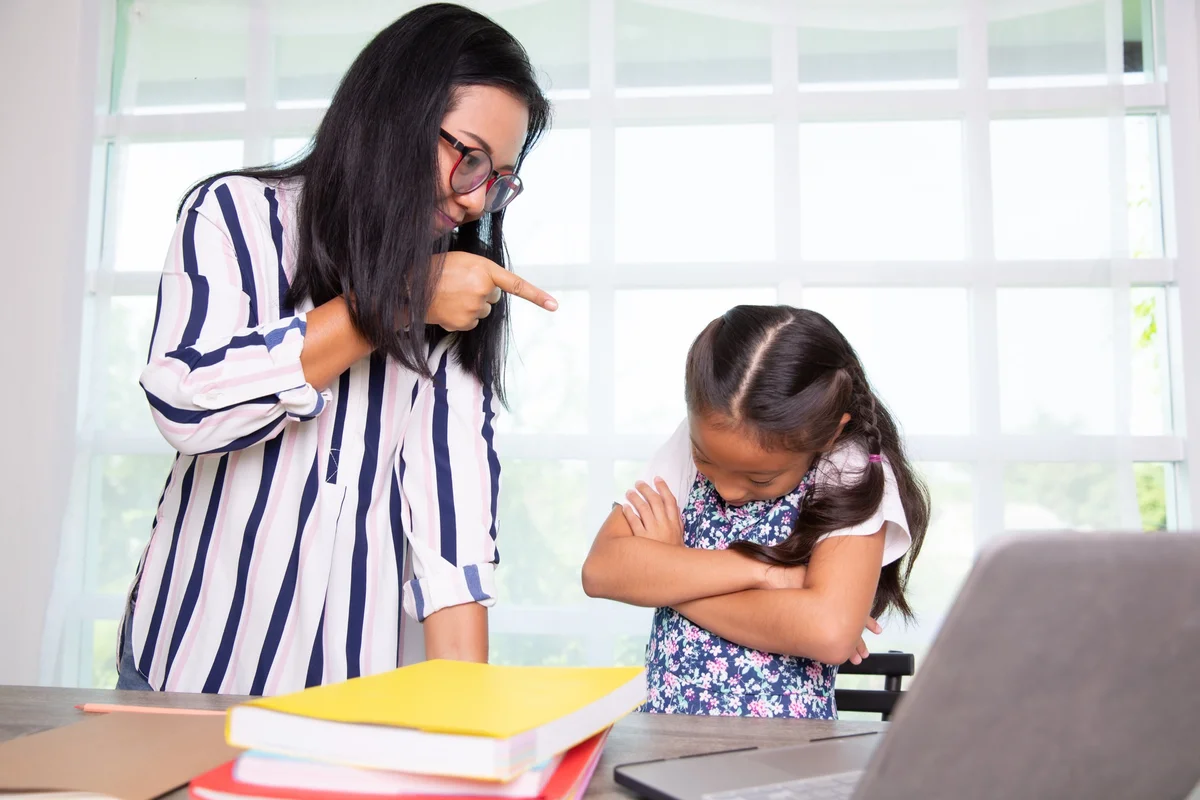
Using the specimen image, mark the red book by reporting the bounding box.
[189,728,609,800]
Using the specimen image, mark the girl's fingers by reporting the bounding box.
[866,617,883,635]
[620,503,645,535]
[655,478,681,522]
[625,488,654,526]
[657,479,686,542]
[634,481,666,523]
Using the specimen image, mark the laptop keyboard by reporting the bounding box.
[702,770,863,800]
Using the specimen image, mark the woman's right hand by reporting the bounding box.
[427,251,558,331]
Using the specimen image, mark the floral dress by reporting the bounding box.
[642,470,840,718]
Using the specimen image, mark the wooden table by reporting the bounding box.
[0,686,887,799]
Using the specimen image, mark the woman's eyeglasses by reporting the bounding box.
[439,129,523,213]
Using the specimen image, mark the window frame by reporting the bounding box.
[45,0,1200,687]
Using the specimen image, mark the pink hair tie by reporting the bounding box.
[868,454,883,463]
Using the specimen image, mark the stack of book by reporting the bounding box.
[189,660,646,800]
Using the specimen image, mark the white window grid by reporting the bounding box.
[44,0,1200,686]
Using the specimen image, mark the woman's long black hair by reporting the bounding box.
[686,305,930,619]
[180,3,551,401]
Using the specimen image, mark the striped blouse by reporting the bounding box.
[119,175,501,695]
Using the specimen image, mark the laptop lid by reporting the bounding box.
[853,531,1200,800]
[614,734,882,800]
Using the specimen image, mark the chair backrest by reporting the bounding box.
[835,651,914,720]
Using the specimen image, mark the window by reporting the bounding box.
[52,0,1195,688]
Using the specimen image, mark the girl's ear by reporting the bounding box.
[824,412,851,449]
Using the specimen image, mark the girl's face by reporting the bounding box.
[688,412,849,506]
[435,85,529,235]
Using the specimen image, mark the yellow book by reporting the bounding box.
[225,660,645,782]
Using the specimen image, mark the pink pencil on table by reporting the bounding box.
[74,703,225,716]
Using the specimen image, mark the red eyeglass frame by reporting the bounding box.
[438,129,524,211]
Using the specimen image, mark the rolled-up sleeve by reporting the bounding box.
[140,178,328,456]
[399,338,501,622]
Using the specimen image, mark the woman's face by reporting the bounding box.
[435,85,530,234]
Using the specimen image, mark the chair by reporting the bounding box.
[835,650,914,721]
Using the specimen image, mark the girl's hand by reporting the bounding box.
[621,479,684,547]
[761,563,807,590]
[847,617,884,665]
[754,571,882,665]
[428,252,557,331]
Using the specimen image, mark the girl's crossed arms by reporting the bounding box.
[582,305,929,718]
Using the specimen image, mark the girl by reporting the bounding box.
[582,305,928,718]
[118,4,556,694]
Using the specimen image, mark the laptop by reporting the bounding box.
[614,532,1200,800]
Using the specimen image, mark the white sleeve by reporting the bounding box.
[813,443,912,567]
[140,178,328,456]
[619,419,697,512]
[399,337,499,622]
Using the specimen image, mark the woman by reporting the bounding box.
[117,3,555,694]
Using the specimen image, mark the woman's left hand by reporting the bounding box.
[622,479,684,547]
